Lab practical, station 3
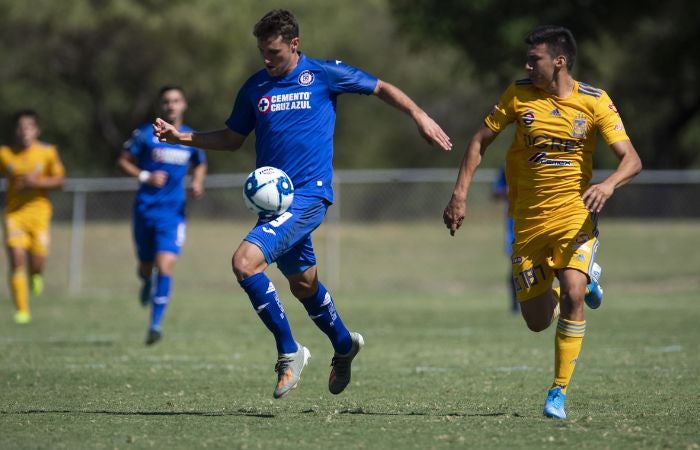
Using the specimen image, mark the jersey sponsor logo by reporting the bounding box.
[572,115,588,138]
[258,92,312,114]
[265,282,276,294]
[528,152,572,166]
[608,103,619,114]
[512,256,523,264]
[262,226,276,235]
[524,133,583,153]
[521,110,535,128]
[513,264,547,292]
[152,147,191,165]
[298,70,315,86]
[550,108,561,117]
[613,122,625,131]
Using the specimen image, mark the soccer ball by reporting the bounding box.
[243,166,294,217]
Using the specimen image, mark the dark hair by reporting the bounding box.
[158,85,186,99]
[253,9,299,42]
[13,109,39,125]
[525,25,577,71]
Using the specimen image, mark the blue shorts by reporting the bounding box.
[133,210,186,262]
[244,194,329,276]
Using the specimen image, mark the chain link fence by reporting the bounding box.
[1,169,698,297]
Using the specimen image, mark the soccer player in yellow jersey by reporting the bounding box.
[0,110,65,324]
[444,26,642,419]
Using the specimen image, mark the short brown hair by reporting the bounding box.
[253,9,299,42]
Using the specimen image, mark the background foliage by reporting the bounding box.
[0,0,697,175]
[390,0,700,169]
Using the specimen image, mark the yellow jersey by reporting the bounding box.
[484,79,629,222]
[0,141,65,215]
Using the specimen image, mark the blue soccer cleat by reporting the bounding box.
[543,386,567,419]
[145,327,162,346]
[584,262,603,309]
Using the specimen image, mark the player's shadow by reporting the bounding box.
[330,408,514,418]
[2,408,514,418]
[0,409,275,418]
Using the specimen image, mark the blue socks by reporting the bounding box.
[301,282,352,354]
[239,273,297,354]
[150,274,171,331]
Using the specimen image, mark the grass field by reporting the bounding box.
[1,219,698,449]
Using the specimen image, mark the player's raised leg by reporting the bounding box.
[584,262,603,309]
[138,264,156,307]
[28,252,46,297]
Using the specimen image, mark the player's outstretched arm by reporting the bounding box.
[444,125,498,236]
[582,139,642,213]
[153,118,246,151]
[373,80,452,151]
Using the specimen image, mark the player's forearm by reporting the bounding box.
[602,142,643,190]
[192,164,207,185]
[117,156,140,178]
[451,129,494,201]
[36,176,65,189]
[190,129,244,151]
[451,142,483,202]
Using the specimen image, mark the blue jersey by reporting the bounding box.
[226,54,378,202]
[124,123,206,215]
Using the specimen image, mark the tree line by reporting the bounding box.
[1,0,696,176]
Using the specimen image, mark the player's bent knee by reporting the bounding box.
[524,319,550,333]
[232,254,265,281]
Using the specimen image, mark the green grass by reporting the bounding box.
[0,219,698,449]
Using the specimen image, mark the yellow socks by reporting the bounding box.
[553,318,585,394]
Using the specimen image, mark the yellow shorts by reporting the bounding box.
[4,211,51,256]
[511,214,599,302]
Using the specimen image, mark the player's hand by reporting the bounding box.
[191,180,205,199]
[153,117,181,144]
[14,173,40,190]
[443,196,466,236]
[148,170,168,188]
[582,182,614,213]
[415,112,452,151]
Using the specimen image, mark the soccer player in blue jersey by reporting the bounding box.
[154,9,452,398]
[118,86,207,346]
[491,165,518,314]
